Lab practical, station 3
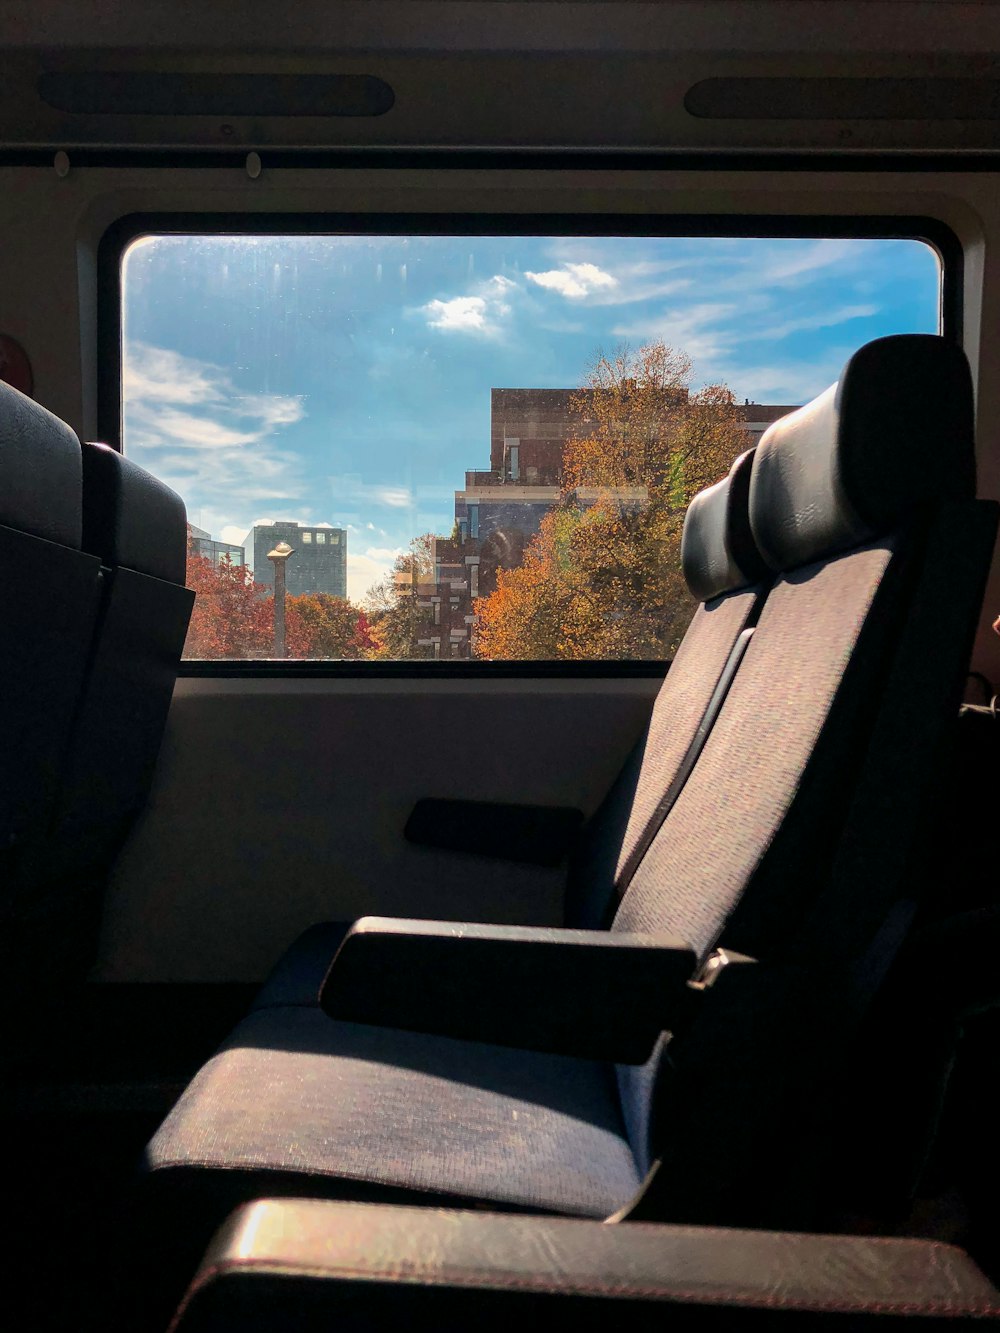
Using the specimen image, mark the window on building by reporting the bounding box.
[121,230,941,663]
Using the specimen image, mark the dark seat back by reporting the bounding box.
[0,382,102,891]
[567,447,770,927]
[18,442,194,987]
[607,334,997,1225]
[252,447,772,1012]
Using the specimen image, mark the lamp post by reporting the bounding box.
[267,540,295,657]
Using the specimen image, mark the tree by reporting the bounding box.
[184,532,311,658]
[285,593,378,659]
[474,342,748,661]
[363,535,435,659]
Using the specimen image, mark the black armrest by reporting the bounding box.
[404,797,584,866]
[170,1200,1000,1332]
[320,916,699,1062]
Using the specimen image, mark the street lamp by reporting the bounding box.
[267,540,295,657]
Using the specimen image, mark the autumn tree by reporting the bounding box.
[363,535,435,659]
[286,592,378,659]
[474,342,748,661]
[183,531,308,659]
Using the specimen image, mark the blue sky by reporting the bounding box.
[122,233,938,600]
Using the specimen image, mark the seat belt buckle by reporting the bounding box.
[687,947,757,992]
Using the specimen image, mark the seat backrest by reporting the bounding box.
[607,335,997,1214]
[567,447,771,927]
[16,442,194,986]
[0,381,103,892]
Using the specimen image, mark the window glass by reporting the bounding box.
[121,232,939,662]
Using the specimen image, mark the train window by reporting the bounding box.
[119,229,941,664]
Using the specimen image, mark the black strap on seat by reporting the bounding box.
[607,623,759,924]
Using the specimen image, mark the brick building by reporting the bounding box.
[408,389,797,659]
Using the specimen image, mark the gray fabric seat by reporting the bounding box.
[147,1005,641,1220]
[253,447,772,1010]
[140,334,998,1253]
[0,382,102,890]
[0,383,104,1025]
[7,438,192,1007]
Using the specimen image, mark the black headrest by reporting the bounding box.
[682,449,770,602]
[749,335,976,572]
[81,442,188,585]
[0,380,82,548]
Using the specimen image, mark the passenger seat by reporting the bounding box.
[0,382,104,1006]
[253,445,772,1009]
[15,442,193,996]
[1,397,192,1017]
[137,335,998,1271]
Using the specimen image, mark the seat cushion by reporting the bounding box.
[142,1006,641,1237]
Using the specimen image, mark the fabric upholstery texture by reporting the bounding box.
[567,586,762,928]
[611,537,901,1170]
[612,539,897,958]
[4,422,192,1021]
[144,1005,641,1225]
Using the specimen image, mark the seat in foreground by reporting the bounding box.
[253,443,772,1010]
[138,335,998,1271]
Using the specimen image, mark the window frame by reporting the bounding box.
[99,206,961,680]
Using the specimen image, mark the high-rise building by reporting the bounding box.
[243,521,348,599]
[189,524,245,568]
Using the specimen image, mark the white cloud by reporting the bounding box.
[235,395,306,429]
[422,273,514,336]
[152,410,259,450]
[611,301,742,366]
[755,239,860,286]
[327,476,453,514]
[723,353,854,405]
[425,295,489,332]
[525,262,617,300]
[347,546,403,602]
[374,486,414,508]
[754,304,879,341]
[124,341,308,543]
[125,343,305,453]
[123,343,225,408]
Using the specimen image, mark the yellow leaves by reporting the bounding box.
[475,340,747,661]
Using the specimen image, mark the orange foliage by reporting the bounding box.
[475,342,747,661]
[184,532,373,659]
